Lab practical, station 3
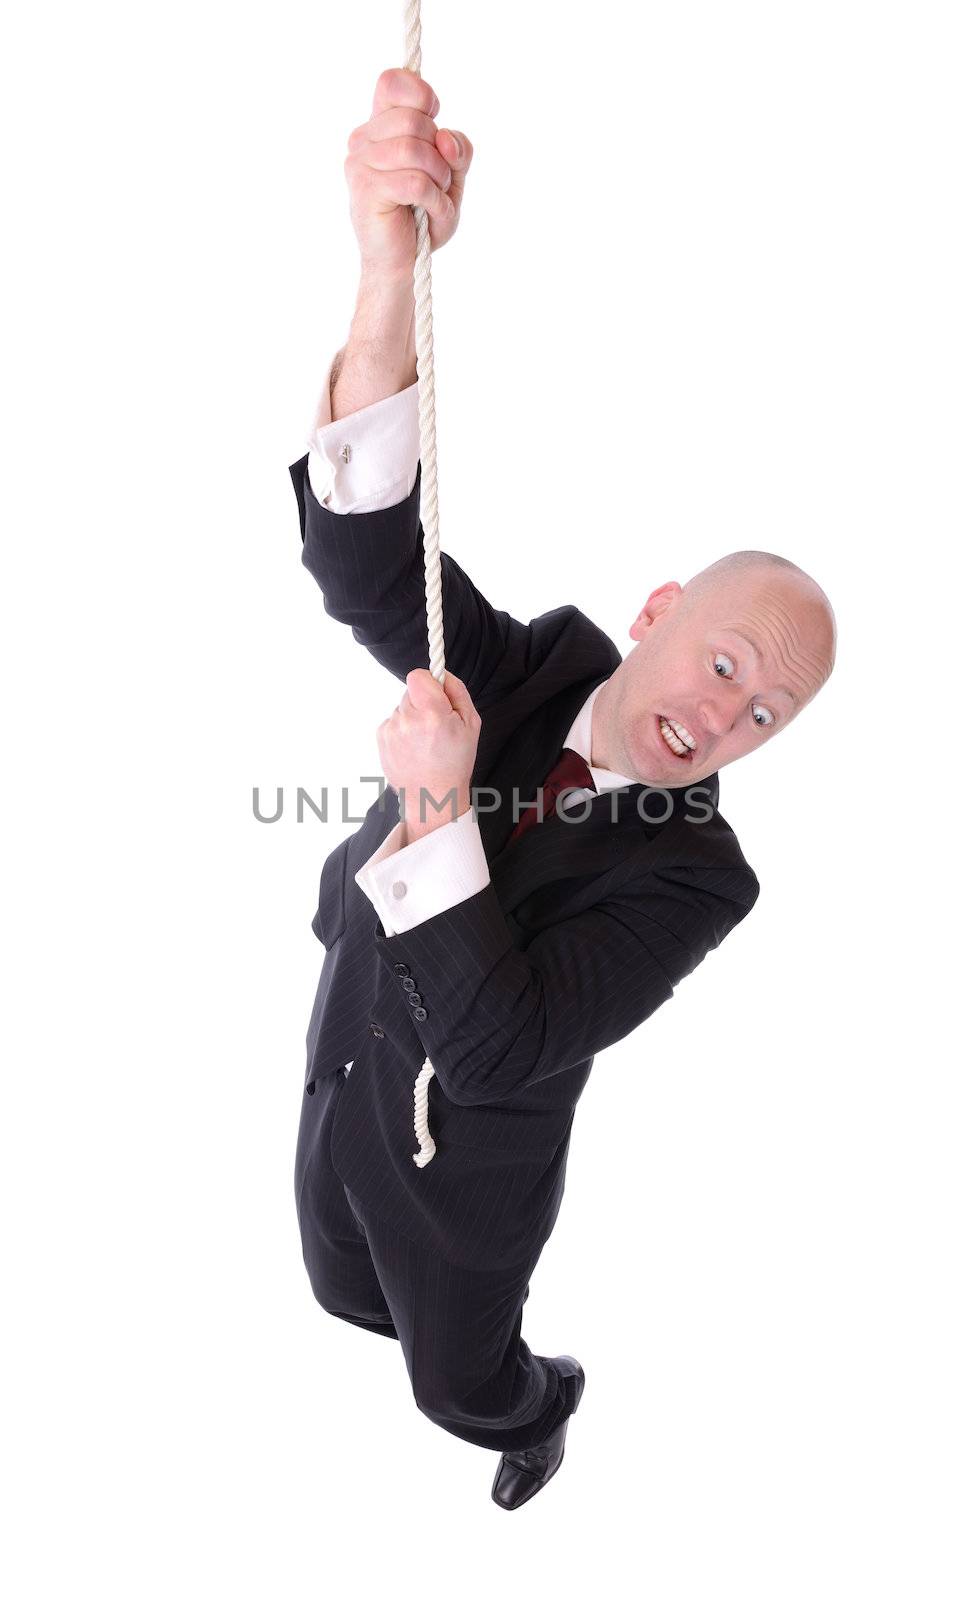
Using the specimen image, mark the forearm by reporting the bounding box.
[330,270,417,421]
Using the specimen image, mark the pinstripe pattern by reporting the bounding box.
[289,453,759,1446]
[295,1064,582,1452]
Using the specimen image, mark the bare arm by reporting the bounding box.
[329,271,417,421]
[327,66,474,422]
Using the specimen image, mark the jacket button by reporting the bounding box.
[401,976,416,991]
[393,963,410,977]
[369,1022,385,1038]
[407,992,422,1006]
[412,1006,428,1021]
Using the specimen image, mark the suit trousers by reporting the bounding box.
[296,1066,585,1454]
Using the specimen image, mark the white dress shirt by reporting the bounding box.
[306,350,422,514]
[302,356,634,936]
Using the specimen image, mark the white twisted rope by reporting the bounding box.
[404,0,445,690]
[411,1055,438,1168]
[404,0,441,1167]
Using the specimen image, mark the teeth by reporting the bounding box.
[668,718,696,750]
[658,716,696,756]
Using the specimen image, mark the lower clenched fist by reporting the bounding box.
[377,668,481,839]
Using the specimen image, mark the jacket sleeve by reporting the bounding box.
[372,858,761,1106]
[289,451,528,702]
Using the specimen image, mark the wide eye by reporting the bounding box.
[752,704,774,728]
[713,653,735,678]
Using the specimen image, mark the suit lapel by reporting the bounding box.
[476,678,720,921]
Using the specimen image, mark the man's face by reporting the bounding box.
[592,568,835,788]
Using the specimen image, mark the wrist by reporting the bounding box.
[358,260,414,292]
[403,790,472,844]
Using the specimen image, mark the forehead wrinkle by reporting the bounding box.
[760,605,832,686]
[726,609,824,701]
[759,590,834,672]
[741,622,822,697]
[744,595,807,656]
[747,610,821,679]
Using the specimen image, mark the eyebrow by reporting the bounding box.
[723,631,798,706]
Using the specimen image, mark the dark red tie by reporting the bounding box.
[508,747,597,844]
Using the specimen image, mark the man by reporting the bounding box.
[289,68,836,1510]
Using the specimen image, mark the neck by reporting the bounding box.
[590,680,615,772]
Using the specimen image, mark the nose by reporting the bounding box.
[698,698,738,738]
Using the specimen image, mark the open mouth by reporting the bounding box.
[657,715,697,760]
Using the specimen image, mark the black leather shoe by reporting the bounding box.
[490,1356,584,1510]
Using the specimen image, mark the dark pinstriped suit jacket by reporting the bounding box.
[289,456,760,1271]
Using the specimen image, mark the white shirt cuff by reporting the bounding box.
[305,350,421,514]
[353,805,491,936]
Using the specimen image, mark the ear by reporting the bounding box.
[628,581,682,641]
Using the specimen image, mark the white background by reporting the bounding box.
[3,1,955,1594]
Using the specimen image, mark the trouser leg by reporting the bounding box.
[295,1073,398,1340]
[345,1186,584,1454]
